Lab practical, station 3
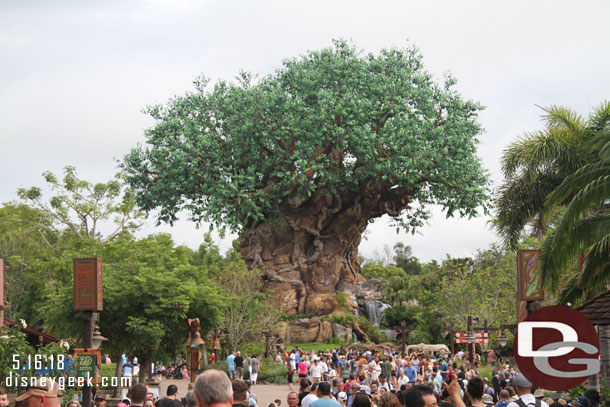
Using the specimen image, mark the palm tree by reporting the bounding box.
[539,102,610,303]
[494,105,594,248]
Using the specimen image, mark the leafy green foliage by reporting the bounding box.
[357,317,390,343]
[361,262,405,280]
[382,305,419,328]
[321,314,355,326]
[256,358,288,384]
[494,104,598,249]
[124,40,489,233]
[17,166,144,244]
[539,102,610,302]
[361,241,519,347]
[383,274,416,306]
[393,243,422,275]
[217,257,282,351]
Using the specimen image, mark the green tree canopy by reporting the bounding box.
[539,102,610,303]
[124,40,489,233]
[494,105,596,248]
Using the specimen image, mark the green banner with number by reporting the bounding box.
[75,353,96,378]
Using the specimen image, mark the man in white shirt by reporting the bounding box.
[397,369,409,389]
[506,375,549,407]
[310,360,324,384]
[321,358,329,381]
[289,352,297,371]
[302,384,319,407]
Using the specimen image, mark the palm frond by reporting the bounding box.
[493,173,559,248]
[586,101,610,135]
[547,162,610,206]
[541,211,610,288]
[551,175,610,240]
[557,245,610,305]
[557,277,586,305]
[537,104,585,134]
[576,243,610,291]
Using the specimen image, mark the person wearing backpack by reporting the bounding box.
[506,375,549,407]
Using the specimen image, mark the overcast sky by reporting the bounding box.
[2,1,609,263]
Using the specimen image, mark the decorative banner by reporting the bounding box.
[455,338,489,344]
[74,348,102,384]
[73,258,103,311]
[514,305,599,391]
[456,332,488,338]
[517,250,544,301]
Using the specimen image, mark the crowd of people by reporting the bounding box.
[271,347,600,407]
[0,347,601,407]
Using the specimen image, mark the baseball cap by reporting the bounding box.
[576,396,590,407]
[95,394,106,401]
[15,378,60,401]
[338,392,347,401]
[584,390,600,405]
[512,374,532,388]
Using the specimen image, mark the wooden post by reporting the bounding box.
[82,311,93,407]
[449,322,455,356]
[468,316,474,366]
[400,321,407,355]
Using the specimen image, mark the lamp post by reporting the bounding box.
[466,316,475,366]
[213,328,221,363]
[220,335,227,360]
[74,258,104,407]
[91,322,108,349]
[497,330,508,347]
[186,319,205,383]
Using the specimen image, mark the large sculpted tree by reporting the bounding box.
[124,41,489,314]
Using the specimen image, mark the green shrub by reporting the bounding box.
[257,357,287,384]
[280,313,315,321]
[240,342,266,358]
[358,317,390,343]
[289,342,340,353]
[321,313,354,326]
[336,291,349,312]
[477,364,493,382]
[200,361,228,374]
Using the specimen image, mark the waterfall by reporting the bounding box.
[358,300,395,339]
[361,300,390,326]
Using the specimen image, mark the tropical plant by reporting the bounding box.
[538,102,610,303]
[494,105,595,248]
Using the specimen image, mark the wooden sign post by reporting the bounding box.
[74,258,103,312]
[517,250,543,322]
[74,258,103,407]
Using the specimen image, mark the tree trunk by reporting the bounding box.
[240,192,373,315]
[138,357,148,384]
[113,352,123,398]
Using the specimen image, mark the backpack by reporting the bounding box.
[515,398,541,407]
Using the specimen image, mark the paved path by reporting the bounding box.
[159,378,296,407]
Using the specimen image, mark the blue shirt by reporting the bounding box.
[405,366,417,382]
[227,354,236,370]
[311,399,342,407]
